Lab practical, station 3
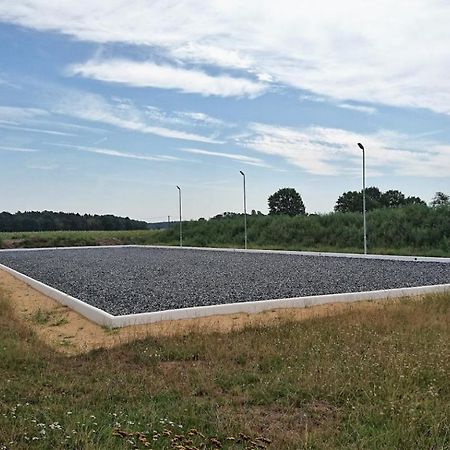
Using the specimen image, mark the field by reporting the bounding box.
[0,284,449,449]
[1,205,449,256]
[0,230,163,249]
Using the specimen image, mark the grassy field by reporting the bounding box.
[1,287,449,449]
[0,229,448,257]
[0,230,164,249]
[1,205,449,256]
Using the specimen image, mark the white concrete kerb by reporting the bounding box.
[0,245,449,328]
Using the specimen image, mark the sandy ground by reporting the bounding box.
[0,268,395,355]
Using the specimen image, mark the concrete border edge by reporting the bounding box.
[112,283,450,327]
[1,244,447,263]
[1,261,448,328]
[0,263,116,327]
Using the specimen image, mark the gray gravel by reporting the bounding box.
[0,247,448,316]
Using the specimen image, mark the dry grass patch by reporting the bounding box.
[0,268,449,449]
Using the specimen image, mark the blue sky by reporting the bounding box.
[0,1,449,221]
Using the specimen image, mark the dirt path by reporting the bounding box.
[0,268,397,355]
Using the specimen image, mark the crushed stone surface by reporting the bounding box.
[0,247,448,315]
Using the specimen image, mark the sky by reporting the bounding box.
[0,1,449,222]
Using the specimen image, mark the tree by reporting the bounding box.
[334,191,361,213]
[381,189,405,208]
[335,187,426,213]
[430,192,450,207]
[268,188,305,216]
[404,196,426,206]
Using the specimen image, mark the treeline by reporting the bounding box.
[0,211,148,232]
[160,204,450,254]
[334,187,426,213]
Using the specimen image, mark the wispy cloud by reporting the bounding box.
[174,111,227,127]
[182,148,268,167]
[170,43,254,70]
[0,145,39,153]
[337,103,377,115]
[0,123,76,136]
[38,120,108,133]
[50,143,181,162]
[299,96,377,114]
[27,164,58,170]
[68,59,267,98]
[0,105,48,121]
[237,123,450,177]
[2,1,450,113]
[54,92,223,144]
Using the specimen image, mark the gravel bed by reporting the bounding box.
[0,247,449,316]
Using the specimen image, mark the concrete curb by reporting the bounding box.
[1,243,448,263]
[112,283,450,327]
[0,263,116,327]
[135,245,450,263]
[1,248,449,328]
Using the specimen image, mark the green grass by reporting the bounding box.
[0,229,164,249]
[30,309,53,325]
[1,287,449,449]
[1,205,449,256]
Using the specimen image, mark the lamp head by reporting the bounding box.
[176,185,180,190]
[357,143,365,150]
[239,170,245,176]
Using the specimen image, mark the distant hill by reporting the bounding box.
[0,210,149,232]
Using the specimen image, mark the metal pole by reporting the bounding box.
[357,143,367,254]
[239,171,247,250]
[176,186,182,247]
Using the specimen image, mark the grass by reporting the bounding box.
[1,205,449,256]
[0,287,449,449]
[0,230,164,249]
[30,309,69,327]
[30,309,53,325]
[0,229,448,257]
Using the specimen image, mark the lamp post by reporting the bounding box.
[239,170,247,250]
[176,186,182,247]
[357,143,367,254]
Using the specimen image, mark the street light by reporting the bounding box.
[176,185,182,247]
[357,143,367,254]
[239,170,247,250]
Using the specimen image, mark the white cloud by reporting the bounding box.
[175,111,226,127]
[53,92,223,143]
[68,59,267,97]
[0,106,48,121]
[299,96,377,114]
[2,1,450,113]
[238,123,450,177]
[27,164,58,170]
[39,121,107,133]
[182,147,268,167]
[0,123,76,136]
[337,103,377,115]
[170,43,253,70]
[0,145,39,153]
[50,143,181,162]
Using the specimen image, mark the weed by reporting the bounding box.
[50,317,69,327]
[30,309,53,325]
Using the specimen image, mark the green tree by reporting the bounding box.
[381,189,405,208]
[335,187,425,212]
[404,196,426,206]
[430,192,450,207]
[268,188,305,216]
[334,191,361,213]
